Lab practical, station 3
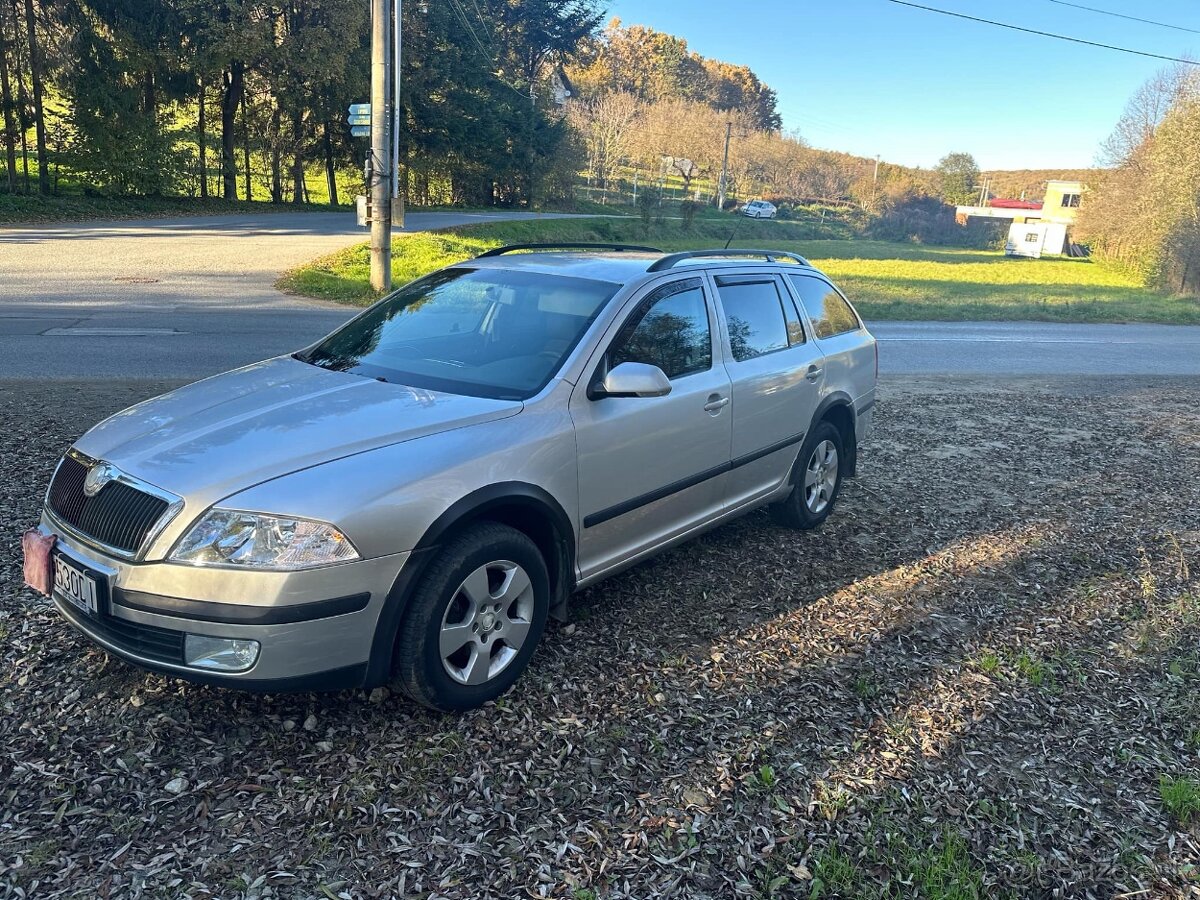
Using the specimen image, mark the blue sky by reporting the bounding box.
[607,0,1199,170]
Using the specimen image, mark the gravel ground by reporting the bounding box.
[2,376,1199,899]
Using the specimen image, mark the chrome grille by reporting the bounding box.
[47,454,172,555]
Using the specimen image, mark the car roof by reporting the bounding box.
[456,252,662,284]
[455,247,822,285]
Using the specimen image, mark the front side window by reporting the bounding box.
[608,279,711,380]
[715,277,790,362]
[299,268,619,400]
[788,274,861,340]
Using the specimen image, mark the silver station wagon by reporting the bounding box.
[26,245,877,711]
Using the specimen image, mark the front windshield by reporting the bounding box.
[298,267,620,400]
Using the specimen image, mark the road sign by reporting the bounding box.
[347,114,371,126]
[350,125,370,138]
[348,103,370,116]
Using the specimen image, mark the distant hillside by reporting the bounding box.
[982,169,1105,203]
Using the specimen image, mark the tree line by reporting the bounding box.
[0,0,608,205]
[1078,65,1200,295]
[0,0,947,213]
[3,0,1088,235]
[564,24,986,216]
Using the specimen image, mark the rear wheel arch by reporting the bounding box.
[813,394,857,478]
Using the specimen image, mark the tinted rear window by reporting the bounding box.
[715,278,790,362]
[788,274,861,339]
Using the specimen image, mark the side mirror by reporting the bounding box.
[595,362,672,399]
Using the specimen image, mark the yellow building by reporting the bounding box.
[1040,180,1083,225]
[955,179,1086,256]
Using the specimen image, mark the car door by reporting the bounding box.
[711,271,826,508]
[570,276,732,582]
[786,272,876,405]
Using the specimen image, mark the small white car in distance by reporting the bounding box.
[742,200,777,219]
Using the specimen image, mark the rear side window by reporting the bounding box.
[788,274,861,339]
[609,279,712,380]
[715,277,792,361]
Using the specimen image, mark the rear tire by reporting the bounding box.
[392,522,549,711]
[770,421,845,530]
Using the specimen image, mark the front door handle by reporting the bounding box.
[805,365,824,381]
[703,394,730,412]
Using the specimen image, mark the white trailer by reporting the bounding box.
[1006,222,1068,258]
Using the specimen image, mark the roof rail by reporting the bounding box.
[476,242,663,258]
[646,249,811,272]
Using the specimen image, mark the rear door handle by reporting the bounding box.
[704,395,730,412]
[805,366,824,381]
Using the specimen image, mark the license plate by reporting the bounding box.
[55,555,99,616]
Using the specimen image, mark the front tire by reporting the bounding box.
[392,522,549,711]
[771,421,845,530]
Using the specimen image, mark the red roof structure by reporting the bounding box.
[988,198,1042,210]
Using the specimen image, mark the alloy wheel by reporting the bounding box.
[439,560,535,686]
[803,439,839,515]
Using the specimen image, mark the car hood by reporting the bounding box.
[74,356,522,506]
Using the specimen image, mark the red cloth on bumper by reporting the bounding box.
[22,529,56,596]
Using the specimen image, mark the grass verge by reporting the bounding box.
[278,215,1200,324]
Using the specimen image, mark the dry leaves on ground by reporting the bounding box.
[1,375,1199,899]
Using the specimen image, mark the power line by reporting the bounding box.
[1047,0,1200,36]
[883,0,1200,66]
[445,0,528,98]
[447,0,492,60]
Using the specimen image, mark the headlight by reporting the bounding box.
[170,509,360,570]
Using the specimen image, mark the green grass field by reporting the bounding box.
[279,215,1200,325]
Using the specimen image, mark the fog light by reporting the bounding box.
[184,635,260,672]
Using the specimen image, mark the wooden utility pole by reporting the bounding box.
[717,121,732,211]
[369,0,392,292]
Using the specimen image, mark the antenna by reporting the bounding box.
[724,212,743,250]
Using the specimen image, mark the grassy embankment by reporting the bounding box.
[278,215,1200,325]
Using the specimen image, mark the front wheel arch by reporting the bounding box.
[363,484,574,688]
[391,521,551,710]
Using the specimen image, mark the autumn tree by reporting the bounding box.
[1080,65,1200,293]
[568,91,640,202]
[934,152,980,206]
[569,18,781,129]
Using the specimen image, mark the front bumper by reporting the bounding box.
[39,515,409,690]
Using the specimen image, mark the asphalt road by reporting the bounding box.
[3,211,1200,379]
[0,210,577,378]
[874,320,1200,376]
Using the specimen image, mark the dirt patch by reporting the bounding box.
[2,376,1199,898]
